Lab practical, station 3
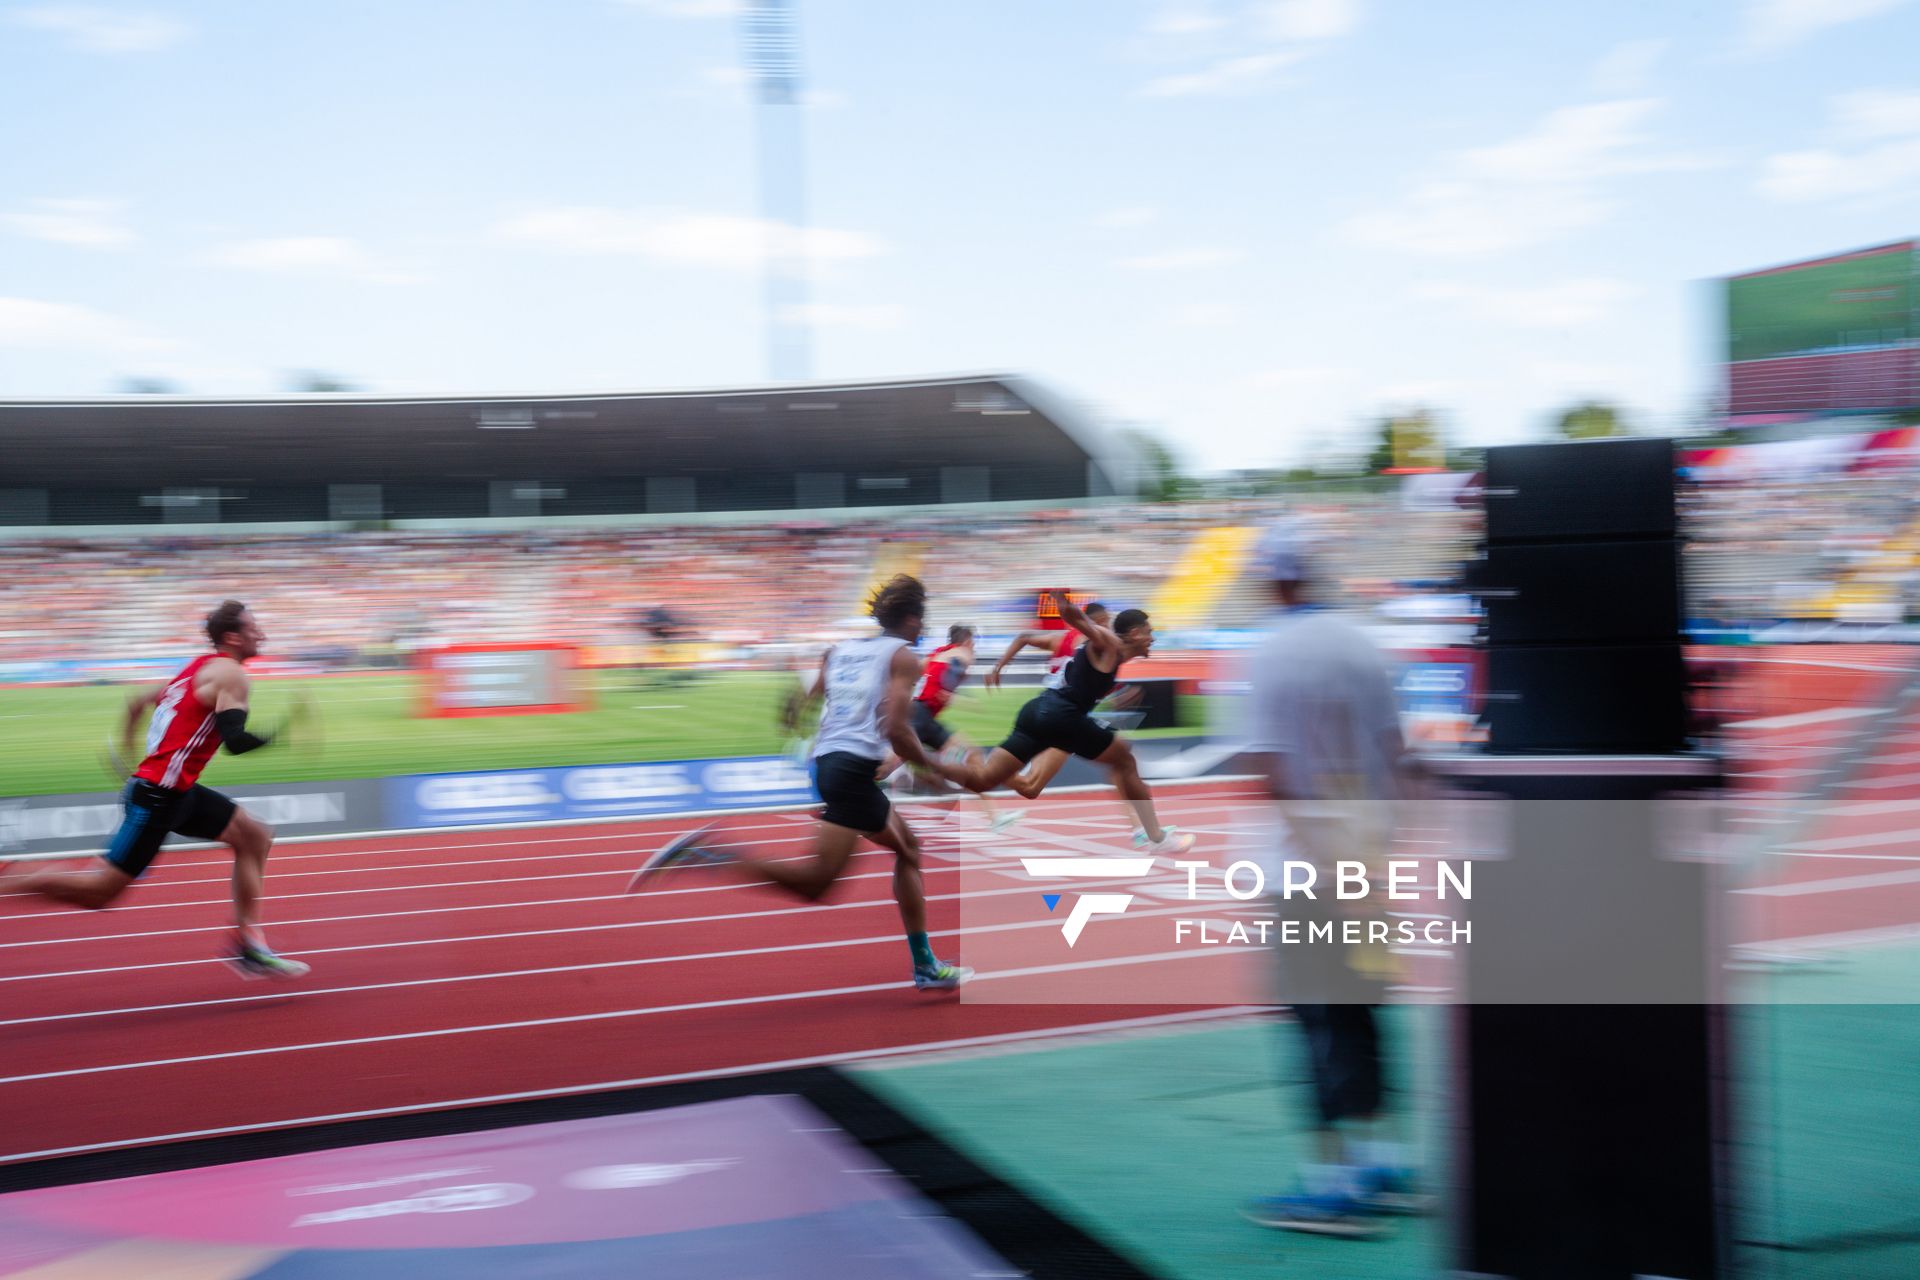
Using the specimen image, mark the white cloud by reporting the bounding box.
[616,0,740,17]
[1589,38,1669,95]
[1095,205,1160,230]
[778,302,907,330]
[1169,303,1242,326]
[1758,88,1920,202]
[2,198,133,248]
[495,207,887,271]
[1142,51,1301,98]
[1244,366,1351,390]
[0,296,167,351]
[1344,98,1708,256]
[205,236,423,284]
[1414,278,1638,327]
[1139,0,1359,98]
[1251,0,1360,42]
[1147,7,1228,35]
[7,5,185,53]
[1117,246,1245,270]
[1740,0,1913,54]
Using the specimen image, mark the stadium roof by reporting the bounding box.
[0,374,1131,492]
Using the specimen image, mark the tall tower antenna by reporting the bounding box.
[741,0,811,383]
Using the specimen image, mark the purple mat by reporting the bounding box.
[0,1095,1016,1278]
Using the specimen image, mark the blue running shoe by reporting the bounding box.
[1354,1166,1433,1216]
[627,824,721,892]
[1240,1192,1386,1239]
[224,935,311,981]
[912,960,973,991]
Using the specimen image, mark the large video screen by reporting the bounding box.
[1727,243,1915,363]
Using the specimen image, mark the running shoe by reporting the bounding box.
[1240,1192,1387,1239]
[224,936,311,980]
[627,824,721,891]
[990,808,1025,834]
[1141,827,1196,856]
[912,960,973,991]
[1353,1166,1434,1216]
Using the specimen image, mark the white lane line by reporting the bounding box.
[0,858,936,954]
[0,903,1211,1029]
[0,947,1247,1088]
[0,1007,1262,1165]
[6,792,1233,887]
[0,797,1238,932]
[0,858,1172,979]
[11,777,1247,864]
[1746,922,1920,954]
[1729,707,1887,731]
[1735,867,1920,897]
[1781,825,1920,854]
[1810,797,1920,819]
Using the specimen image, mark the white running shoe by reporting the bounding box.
[627,825,721,891]
[1143,827,1195,856]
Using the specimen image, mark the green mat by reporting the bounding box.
[863,997,1920,1280]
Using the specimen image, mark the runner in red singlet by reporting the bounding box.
[880,625,1018,832]
[7,600,311,979]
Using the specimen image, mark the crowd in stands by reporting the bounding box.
[2,468,1912,669]
[0,507,1236,667]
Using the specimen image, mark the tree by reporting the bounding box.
[1367,408,1444,473]
[116,375,178,394]
[1119,427,1193,503]
[287,370,357,393]
[1554,401,1628,440]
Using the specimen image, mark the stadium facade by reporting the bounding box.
[0,374,1136,531]
[1723,239,1919,425]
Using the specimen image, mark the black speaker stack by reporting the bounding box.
[1474,436,1688,753]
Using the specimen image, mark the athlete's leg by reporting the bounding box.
[14,859,133,911]
[1094,736,1188,849]
[727,820,863,902]
[864,807,970,987]
[866,807,926,936]
[1010,749,1069,800]
[942,746,1029,794]
[220,807,275,934]
[15,780,167,911]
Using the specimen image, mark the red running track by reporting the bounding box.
[5,751,1918,1167]
[0,784,1257,1165]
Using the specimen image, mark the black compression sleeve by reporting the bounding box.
[214,708,273,755]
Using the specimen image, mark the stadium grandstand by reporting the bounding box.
[0,374,1131,528]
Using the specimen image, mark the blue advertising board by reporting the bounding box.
[384,754,820,829]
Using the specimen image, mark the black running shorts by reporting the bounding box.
[910,701,952,752]
[997,691,1116,765]
[102,778,238,878]
[812,750,891,833]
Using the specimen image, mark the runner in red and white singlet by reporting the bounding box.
[136,653,227,790]
[9,600,312,979]
[892,626,1017,831]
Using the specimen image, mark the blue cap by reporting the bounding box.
[1253,520,1316,583]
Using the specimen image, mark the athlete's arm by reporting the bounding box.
[1053,591,1120,659]
[119,684,163,766]
[782,649,831,731]
[203,660,275,755]
[985,630,1054,688]
[884,647,934,769]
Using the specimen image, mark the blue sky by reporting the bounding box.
[2,0,1917,470]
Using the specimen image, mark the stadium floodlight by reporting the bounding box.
[740,0,812,384]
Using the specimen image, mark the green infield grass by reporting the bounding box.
[0,669,1214,797]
